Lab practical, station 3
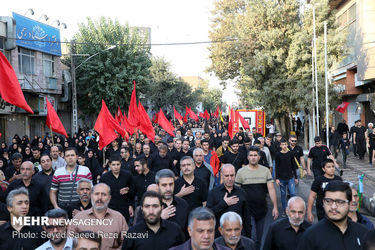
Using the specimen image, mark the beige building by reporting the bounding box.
[331,0,375,127]
[180,76,204,90]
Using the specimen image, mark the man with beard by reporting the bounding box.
[193,148,215,191]
[133,157,155,204]
[149,144,175,174]
[69,183,128,250]
[215,212,255,250]
[221,139,247,173]
[297,181,368,250]
[120,147,135,175]
[263,196,311,250]
[123,191,185,250]
[66,178,92,218]
[33,154,54,209]
[347,184,374,230]
[174,139,193,174]
[36,209,74,250]
[5,152,23,182]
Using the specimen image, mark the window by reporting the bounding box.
[18,48,35,74]
[348,3,356,23]
[0,37,4,53]
[43,54,55,77]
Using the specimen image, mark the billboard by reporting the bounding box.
[237,109,266,136]
[13,12,61,56]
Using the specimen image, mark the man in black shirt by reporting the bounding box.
[5,152,23,182]
[66,178,92,218]
[174,156,208,212]
[349,120,359,157]
[353,120,367,160]
[6,161,47,216]
[337,119,349,136]
[149,144,175,174]
[174,139,193,174]
[120,147,135,175]
[100,155,135,222]
[275,138,298,213]
[307,159,342,222]
[207,164,251,238]
[156,169,188,232]
[297,181,368,250]
[0,187,45,250]
[263,196,311,250]
[32,154,54,208]
[288,135,306,177]
[133,157,155,204]
[221,139,247,173]
[193,148,215,191]
[307,136,339,178]
[124,191,185,250]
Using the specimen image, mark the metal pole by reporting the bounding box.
[311,40,316,138]
[324,21,329,146]
[313,7,320,136]
[70,40,78,134]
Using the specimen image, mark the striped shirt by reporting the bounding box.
[51,165,92,205]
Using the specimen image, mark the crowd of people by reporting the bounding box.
[0,118,374,250]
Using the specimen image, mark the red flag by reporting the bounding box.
[228,106,234,138]
[213,105,219,118]
[157,109,175,136]
[204,110,210,120]
[173,107,183,121]
[336,102,350,113]
[236,111,250,130]
[183,112,188,123]
[199,112,205,118]
[138,101,155,142]
[115,106,123,125]
[122,112,135,135]
[0,52,33,114]
[128,80,140,128]
[46,99,68,137]
[187,107,199,121]
[94,100,121,149]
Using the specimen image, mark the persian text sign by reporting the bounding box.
[13,12,61,56]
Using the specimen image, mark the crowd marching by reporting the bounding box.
[0,117,375,250]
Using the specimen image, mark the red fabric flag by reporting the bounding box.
[0,52,33,114]
[128,80,140,129]
[138,101,155,142]
[199,112,205,118]
[173,107,183,121]
[213,105,219,118]
[236,111,250,130]
[94,100,121,149]
[157,109,175,136]
[46,99,68,137]
[115,106,123,125]
[204,110,210,120]
[187,107,199,121]
[122,112,135,135]
[336,102,350,113]
[228,106,234,138]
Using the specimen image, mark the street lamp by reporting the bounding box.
[70,42,117,133]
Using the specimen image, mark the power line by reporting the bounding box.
[6,37,238,47]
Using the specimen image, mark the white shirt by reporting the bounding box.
[36,237,74,250]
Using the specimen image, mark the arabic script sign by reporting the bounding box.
[13,12,61,56]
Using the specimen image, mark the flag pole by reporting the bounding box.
[50,127,54,146]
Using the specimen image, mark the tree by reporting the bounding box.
[146,57,199,111]
[194,79,225,112]
[209,0,346,135]
[69,17,152,116]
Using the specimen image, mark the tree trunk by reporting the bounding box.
[304,112,309,149]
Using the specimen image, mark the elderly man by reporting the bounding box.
[262,196,311,250]
[68,183,128,250]
[193,148,215,191]
[297,181,369,250]
[36,209,74,250]
[0,188,45,249]
[215,211,256,250]
[169,207,230,250]
[6,161,47,216]
[66,178,92,218]
[347,184,374,230]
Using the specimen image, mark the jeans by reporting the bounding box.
[279,178,296,212]
[272,160,275,179]
[252,215,266,250]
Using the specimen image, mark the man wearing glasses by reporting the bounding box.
[297,180,368,250]
[288,135,306,177]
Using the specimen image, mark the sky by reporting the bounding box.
[2,0,239,106]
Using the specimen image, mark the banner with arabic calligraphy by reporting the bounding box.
[13,12,61,56]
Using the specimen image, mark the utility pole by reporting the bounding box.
[313,7,320,136]
[324,21,329,146]
[70,40,78,134]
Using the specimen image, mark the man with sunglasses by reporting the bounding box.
[288,135,306,177]
[297,180,368,250]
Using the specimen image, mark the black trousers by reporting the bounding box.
[356,139,366,158]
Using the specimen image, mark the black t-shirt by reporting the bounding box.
[194,164,211,192]
[275,151,297,180]
[369,133,375,147]
[173,176,208,212]
[289,145,304,164]
[308,145,331,169]
[353,126,366,141]
[311,175,342,215]
[221,151,247,172]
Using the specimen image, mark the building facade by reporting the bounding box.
[331,0,375,127]
[0,13,71,143]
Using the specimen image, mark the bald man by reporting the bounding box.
[6,161,47,216]
[68,183,128,250]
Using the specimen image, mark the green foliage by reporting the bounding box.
[209,0,346,118]
[69,17,152,116]
[194,79,225,112]
[146,57,198,111]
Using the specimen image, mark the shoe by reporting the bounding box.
[340,170,343,176]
